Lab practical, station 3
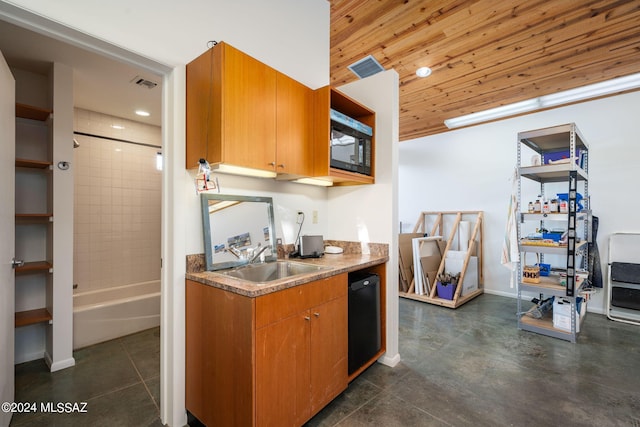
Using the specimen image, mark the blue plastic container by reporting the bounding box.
[538,263,551,276]
[556,193,584,211]
[436,282,457,300]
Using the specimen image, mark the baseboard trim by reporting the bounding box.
[45,353,76,372]
[377,352,401,368]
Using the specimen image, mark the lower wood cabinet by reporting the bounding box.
[186,273,348,427]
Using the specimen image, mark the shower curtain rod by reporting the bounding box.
[73,131,161,150]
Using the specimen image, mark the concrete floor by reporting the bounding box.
[10,294,640,426]
[307,294,640,426]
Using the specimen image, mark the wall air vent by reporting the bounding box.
[131,76,158,89]
[347,55,385,79]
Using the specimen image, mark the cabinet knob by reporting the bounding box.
[314,312,320,318]
[304,316,310,321]
[278,164,285,168]
[268,162,276,166]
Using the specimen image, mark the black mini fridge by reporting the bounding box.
[348,271,381,375]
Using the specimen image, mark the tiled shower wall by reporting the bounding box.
[73,108,161,293]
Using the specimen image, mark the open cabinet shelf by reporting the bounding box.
[15,103,52,121]
[16,158,52,169]
[12,62,75,371]
[15,261,53,274]
[312,86,376,186]
[15,308,52,327]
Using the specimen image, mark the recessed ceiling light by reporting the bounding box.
[416,67,432,78]
[135,110,150,117]
[111,124,125,130]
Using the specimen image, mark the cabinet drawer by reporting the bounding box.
[256,273,347,329]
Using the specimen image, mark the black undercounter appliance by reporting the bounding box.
[348,271,381,375]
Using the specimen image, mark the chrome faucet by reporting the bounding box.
[227,246,245,260]
[249,244,271,264]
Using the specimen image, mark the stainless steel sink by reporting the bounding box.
[219,261,328,283]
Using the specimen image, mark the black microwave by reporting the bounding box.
[329,110,373,176]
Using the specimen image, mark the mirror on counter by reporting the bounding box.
[201,193,278,271]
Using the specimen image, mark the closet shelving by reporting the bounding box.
[516,123,591,343]
[15,102,54,327]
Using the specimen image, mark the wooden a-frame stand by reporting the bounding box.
[399,211,484,308]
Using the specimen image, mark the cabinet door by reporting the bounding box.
[309,295,348,413]
[222,44,277,171]
[185,280,255,427]
[276,72,313,177]
[256,312,311,427]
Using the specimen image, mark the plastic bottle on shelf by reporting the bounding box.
[559,199,569,213]
[528,202,534,213]
[542,200,551,214]
[534,199,541,213]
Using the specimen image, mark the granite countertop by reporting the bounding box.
[186,242,388,297]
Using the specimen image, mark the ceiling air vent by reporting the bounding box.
[347,55,385,79]
[131,76,158,89]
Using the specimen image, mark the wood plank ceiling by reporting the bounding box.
[330,0,640,141]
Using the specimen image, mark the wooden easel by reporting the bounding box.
[400,211,484,308]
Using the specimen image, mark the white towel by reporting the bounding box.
[501,168,520,288]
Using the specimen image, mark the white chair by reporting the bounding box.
[606,233,640,325]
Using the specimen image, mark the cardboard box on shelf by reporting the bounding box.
[553,297,585,332]
[399,233,422,291]
[420,255,441,291]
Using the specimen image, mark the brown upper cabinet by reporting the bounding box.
[186,41,375,185]
[275,72,314,178]
[186,41,313,178]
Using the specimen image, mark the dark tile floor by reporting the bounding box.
[10,327,161,427]
[11,295,640,426]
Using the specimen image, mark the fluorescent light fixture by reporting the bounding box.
[444,72,640,129]
[213,163,277,178]
[135,109,150,117]
[539,73,640,108]
[416,67,432,78]
[111,124,125,130]
[293,177,333,187]
[445,99,541,129]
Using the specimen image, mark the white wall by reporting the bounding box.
[399,90,640,314]
[2,0,330,88]
[184,172,329,257]
[49,61,75,372]
[329,70,401,367]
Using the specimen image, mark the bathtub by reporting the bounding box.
[73,280,160,349]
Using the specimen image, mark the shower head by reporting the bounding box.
[73,138,80,148]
